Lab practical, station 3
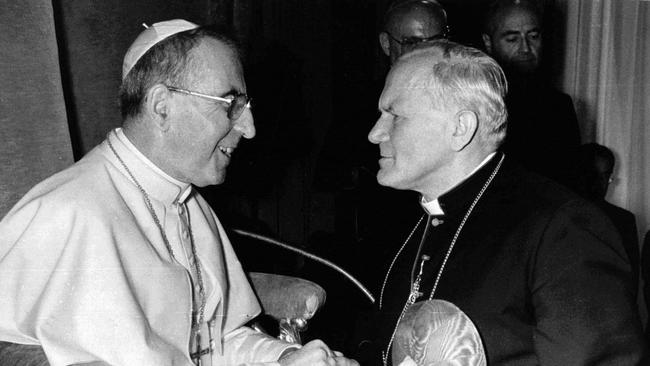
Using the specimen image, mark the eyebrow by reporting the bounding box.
[500,27,541,36]
[500,30,521,37]
[220,88,242,97]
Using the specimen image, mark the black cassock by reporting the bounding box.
[368,153,646,365]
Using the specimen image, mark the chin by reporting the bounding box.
[193,171,226,187]
[378,167,422,193]
[377,170,403,190]
[210,174,227,186]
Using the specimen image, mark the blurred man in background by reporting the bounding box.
[482,0,580,185]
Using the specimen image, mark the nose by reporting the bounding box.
[520,38,531,53]
[233,108,255,139]
[368,116,391,144]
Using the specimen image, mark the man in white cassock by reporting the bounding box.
[0,19,358,366]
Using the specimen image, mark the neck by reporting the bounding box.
[122,118,178,181]
[123,118,153,155]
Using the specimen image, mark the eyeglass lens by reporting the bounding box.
[228,95,250,120]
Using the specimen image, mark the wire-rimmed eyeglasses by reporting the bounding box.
[166,86,252,120]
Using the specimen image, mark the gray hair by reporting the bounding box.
[399,41,508,148]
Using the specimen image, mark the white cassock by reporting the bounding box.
[0,128,296,366]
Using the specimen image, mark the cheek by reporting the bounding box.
[391,43,403,57]
[208,114,235,140]
[531,41,542,54]
[499,43,517,56]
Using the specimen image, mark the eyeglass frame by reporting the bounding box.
[166,86,252,120]
[385,29,449,48]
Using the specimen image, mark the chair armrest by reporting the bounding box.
[248,272,326,343]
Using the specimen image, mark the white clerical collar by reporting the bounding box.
[420,152,497,216]
[113,128,193,204]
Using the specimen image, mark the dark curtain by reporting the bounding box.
[0,0,73,218]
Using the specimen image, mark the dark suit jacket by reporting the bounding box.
[374,154,646,365]
[597,200,640,289]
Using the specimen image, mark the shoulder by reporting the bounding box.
[549,87,573,101]
[495,161,581,212]
[1,145,122,239]
[493,161,617,242]
[495,165,628,274]
[600,201,635,221]
[0,146,131,268]
[545,87,576,111]
[17,148,115,212]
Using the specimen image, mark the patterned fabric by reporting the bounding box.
[392,300,485,366]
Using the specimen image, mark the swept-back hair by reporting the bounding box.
[119,25,239,120]
[400,40,508,148]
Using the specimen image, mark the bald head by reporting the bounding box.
[380,0,448,64]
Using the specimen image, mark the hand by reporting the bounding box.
[278,339,359,366]
[396,355,417,366]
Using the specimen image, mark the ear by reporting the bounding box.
[450,110,478,151]
[379,32,391,57]
[145,84,172,131]
[481,34,492,53]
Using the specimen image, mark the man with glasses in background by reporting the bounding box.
[379,0,449,65]
[0,19,358,366]
[342,1,451,362]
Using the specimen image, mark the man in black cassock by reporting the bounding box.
[481,0,580,186]
[362,40,646,365]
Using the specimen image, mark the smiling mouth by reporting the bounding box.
[219,146,234,158]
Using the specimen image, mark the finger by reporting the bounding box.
[332,350,343,357]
